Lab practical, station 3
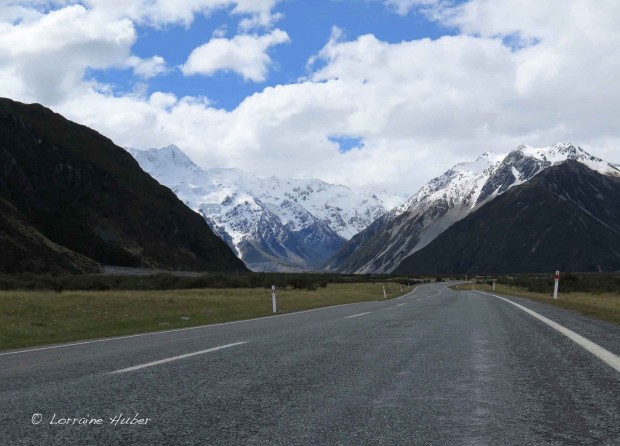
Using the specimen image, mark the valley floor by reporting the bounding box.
[0,282,412,350]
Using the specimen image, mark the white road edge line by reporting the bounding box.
[345,312,371,319]
[0,297,400,357]
[109,342,248,375]
[478,291,620,373]
[2,286,428,357]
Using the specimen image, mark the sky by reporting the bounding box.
[1,0,619,195]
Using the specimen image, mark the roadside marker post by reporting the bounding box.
[553,271,560,300]
[272,285,277,313]
[383,286,387,299]
[492,280,496,291]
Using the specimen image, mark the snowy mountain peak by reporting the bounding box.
[142,145,194,167]
[415,143,618,214]
[517,142,580,161]
[452,151,506,174]
[128,145,199,183]
[515,143,619,177]
[127,145,405,271]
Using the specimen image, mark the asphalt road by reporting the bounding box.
[1,284,619,445]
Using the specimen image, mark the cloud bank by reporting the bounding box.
[0,0,618,194]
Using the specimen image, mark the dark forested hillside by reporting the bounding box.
[0,98,246,273]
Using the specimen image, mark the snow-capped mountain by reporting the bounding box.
[128,145,404,271]
[394,159,620,274]
[326,143,620,274]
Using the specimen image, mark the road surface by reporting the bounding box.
[1,284,619,445]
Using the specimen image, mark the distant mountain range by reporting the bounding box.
[2,96,618,276]
[394,160,620,274]
[326,143,620,274]
[0,98,245,273]
[129,145,404,271]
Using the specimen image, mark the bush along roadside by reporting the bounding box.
[0,272,426,292]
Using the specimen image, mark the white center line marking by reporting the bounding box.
[345,312,371,319]
[416,289,441,301]
[109,342,248,374]
[396,286,420,299]
[478,291,620,373]
[395,303,406,307]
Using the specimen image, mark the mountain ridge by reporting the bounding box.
[326,143,620,274]
[394,160,620,274]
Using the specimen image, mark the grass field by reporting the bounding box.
[0,282,414,350]
[453,282,620,324]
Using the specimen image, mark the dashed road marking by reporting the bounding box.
[345,312,371,319]
[109,342,248,374]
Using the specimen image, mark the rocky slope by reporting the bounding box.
[394,160,620,274]
[0,197,99,273]
[326,144,620,273]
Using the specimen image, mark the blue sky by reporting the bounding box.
[93,0,457,111]
[1,0,619,193]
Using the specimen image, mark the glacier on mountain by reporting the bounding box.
[127,145,405,271]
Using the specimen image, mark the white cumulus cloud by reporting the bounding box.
[127,55,167,79]
[0,0,284,104]
[0,0,619,195]
[181,29,290,82]
[0,4,136,103]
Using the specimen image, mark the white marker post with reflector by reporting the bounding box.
[383,286,387,299]
[553,271,560,300]
[272,285,277,313]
